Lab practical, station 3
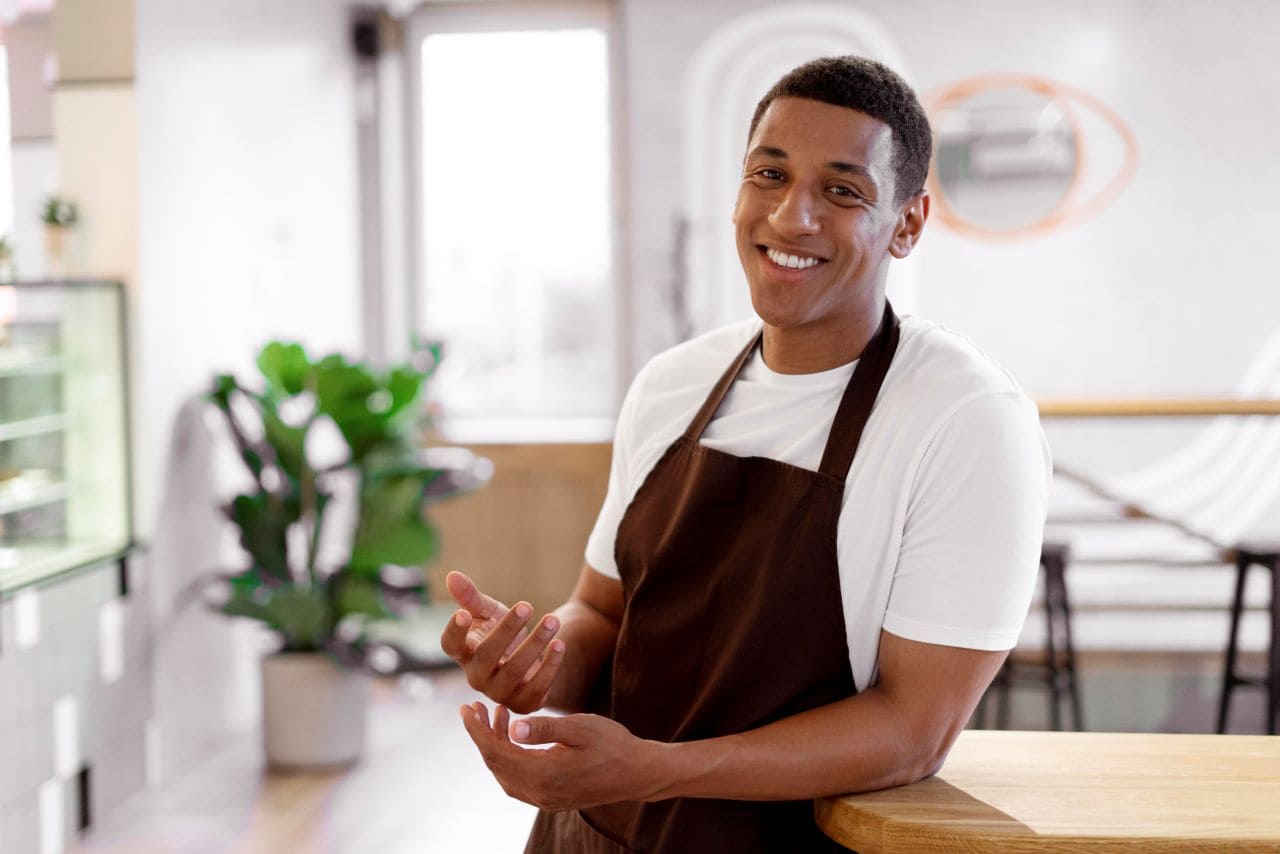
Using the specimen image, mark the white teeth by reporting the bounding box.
[765,248,820,270]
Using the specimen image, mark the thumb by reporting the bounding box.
[510,714,587,747]
[444,571,476,606]
[445,571,504,620]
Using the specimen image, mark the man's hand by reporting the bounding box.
[459,701,669,811]
[439,571,565,714]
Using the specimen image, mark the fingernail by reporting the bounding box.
[512,721,529,741]
[454,612,466,627]
[550,640,564,653]
[544,616,560,633]
[514,603,531,619]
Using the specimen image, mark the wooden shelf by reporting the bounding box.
[0,413,68,441]
[0,479,69,514]
[0,356,65,378]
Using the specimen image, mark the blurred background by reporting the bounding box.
[0,0,1277,850]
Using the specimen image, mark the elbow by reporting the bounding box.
[916,749,948,781]
[913,727,960,783]
[887,746,946,789]
[891,728,958,788]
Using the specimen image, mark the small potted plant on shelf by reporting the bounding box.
[40,195,78,276]
[0,236,15,283]
[204,340,487,769]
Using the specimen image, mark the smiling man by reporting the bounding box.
[443,56,1051,852]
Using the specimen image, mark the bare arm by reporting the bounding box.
[542,564,623,713]
[461,629,1005,809]
[649,631,1005,800]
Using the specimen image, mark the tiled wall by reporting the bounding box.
[0,557,151,854]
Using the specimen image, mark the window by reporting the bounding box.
[411,4,617,439]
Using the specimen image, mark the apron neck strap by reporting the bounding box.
[817,300,900,481]
[682,328,763,441]
[681,302,901,479]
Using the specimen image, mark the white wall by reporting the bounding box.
[620,0,1280,470]
[131,0,366,772]
[134,0,364,536]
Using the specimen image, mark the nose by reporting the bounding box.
[768,185,820,236]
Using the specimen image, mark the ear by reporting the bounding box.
[888,191,930,259]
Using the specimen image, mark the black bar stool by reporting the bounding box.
[1216,543,1280,734]
[979,542,1084,731]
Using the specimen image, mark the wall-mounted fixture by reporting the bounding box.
[926,74,1138,239]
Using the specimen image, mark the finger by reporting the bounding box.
[511,712,586,747]
[488,614,560,699]
[459,704,493,757]
[494,705,512,747]
[445,571,506,621]
[470,601,534,676]
[509,638,566,712]
[440,609,473,662]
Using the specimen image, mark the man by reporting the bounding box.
[442,56,1050,852]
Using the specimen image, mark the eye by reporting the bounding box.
[827,185,863,201]
[751,167,784,182]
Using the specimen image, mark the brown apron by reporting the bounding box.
[526,303,901,853]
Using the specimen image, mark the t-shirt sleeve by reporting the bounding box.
[583,363,650,579]
[881,391,1052,651]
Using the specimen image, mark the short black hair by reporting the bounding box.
[748,56,933,206]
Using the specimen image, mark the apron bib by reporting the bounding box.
[526,303,901,853]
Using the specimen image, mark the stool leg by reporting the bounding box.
[1044,563,1063,732]
[1269,558,1279,736]
[1217,554,1250,735]
[1052,554,1085,731]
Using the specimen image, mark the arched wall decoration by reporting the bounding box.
[683,4,916,335]
[925,73,1140,240]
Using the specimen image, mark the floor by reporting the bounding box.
[69,669,537,854]
[65,652,1271,853]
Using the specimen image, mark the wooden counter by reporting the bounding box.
[816,730,1280,852]
[1036,398,1280,418]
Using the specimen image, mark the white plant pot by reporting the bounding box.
[260,651,369,770]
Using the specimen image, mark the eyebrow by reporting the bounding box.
[746,145,874,180]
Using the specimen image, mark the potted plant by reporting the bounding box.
[40,196,78,275]
[0,235,15,283]
[204,340,486,769]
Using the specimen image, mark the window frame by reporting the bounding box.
[402,0,629,442]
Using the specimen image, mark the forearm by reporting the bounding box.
[648,688,953,802]
[541,596,618,713]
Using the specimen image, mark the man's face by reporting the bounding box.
[733,97,915,337]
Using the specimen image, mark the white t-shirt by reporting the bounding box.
[586,315,1052,692]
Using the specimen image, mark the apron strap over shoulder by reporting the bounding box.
[818,301,901,481]
[682,328,764,441]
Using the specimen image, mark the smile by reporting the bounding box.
[764,247,823,270]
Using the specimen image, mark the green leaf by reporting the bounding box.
[260,406,307,483]
[208,373,238,405]
[218,571,273,622]
[384,366,426,421]
[261,585,332,651]
[312,355,384,457]
[215,571,333,650]
[350,474,438,570]
[226,493,298,584]
[257,342,312,402]
[332,574,394,621]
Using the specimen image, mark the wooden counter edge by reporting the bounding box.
[1035,398,1280,417]
[813,797,1280,854]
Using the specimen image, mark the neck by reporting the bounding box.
[761,296,886,375]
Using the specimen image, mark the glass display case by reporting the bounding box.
[0,280,131,593]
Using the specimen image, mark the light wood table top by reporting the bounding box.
[1036,398,1280,417]
[815,730,1280,853]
